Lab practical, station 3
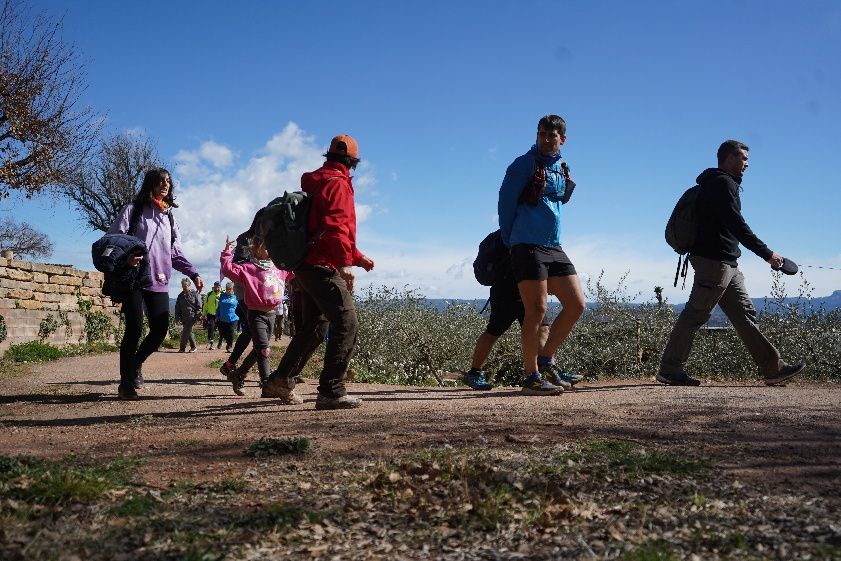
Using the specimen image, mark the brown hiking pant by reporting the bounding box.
[268,264,358,398]
[659,256,780,377]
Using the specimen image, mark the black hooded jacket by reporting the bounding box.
[690,168,773,266]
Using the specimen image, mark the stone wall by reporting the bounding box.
[0,257,121,353]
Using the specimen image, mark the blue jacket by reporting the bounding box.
[216,292,239,323]
[498,145,570,248]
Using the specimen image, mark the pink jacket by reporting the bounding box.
[220,250,292,312]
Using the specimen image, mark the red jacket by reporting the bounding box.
[302,161,366,270]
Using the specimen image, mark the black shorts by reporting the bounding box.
[510,244,577,282]
[486,273,551,337]
[487,277,524,337]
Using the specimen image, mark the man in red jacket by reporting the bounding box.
[262,134,374,409]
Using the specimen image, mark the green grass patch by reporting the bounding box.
[110,493,158,516]
[207,359,224,368]
[174,439,203,449]
[4,341,61,362]
[246,436,310,457]
[551,439,710,478]
[0,454,141,506]
[59,342,118,357]
[235,502,335,532]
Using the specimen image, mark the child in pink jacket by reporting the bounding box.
[220,235,293,395]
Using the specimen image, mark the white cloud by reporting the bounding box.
[174,140,235,181]
[356,204,373,223]
[199,141,234,168]
[172,123,382,290]
[351,232,841,303]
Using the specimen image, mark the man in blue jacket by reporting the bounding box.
[498,115,586,395]
[658,140,805,386]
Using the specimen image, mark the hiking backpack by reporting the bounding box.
[255,191,314,271]
[473,230,509,286]
[665,185,700,288]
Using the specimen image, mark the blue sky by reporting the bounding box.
[5,0,840,302]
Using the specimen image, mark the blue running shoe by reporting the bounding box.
[538,362,583,389]
[521,372,563,396]
[464,369,492,391]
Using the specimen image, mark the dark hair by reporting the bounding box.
[717,140,749,166]
[324,152,360,170]
[537,114,566,135]
[133,168,178,208]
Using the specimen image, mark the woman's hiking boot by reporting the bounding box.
[133,367,144,389]
[118,384,139,400]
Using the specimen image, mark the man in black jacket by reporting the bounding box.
[657,140,805,386]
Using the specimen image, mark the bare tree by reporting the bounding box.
[0,217,52,259]
[0,0,100,199]
[60,131,162,232]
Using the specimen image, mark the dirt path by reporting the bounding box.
[1,348,840,497]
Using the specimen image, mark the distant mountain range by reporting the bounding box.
[171,290,841,327]
[426,290,841,327]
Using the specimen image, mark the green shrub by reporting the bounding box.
[351,275,841,386]
[84,310,115,343]
[0,314,6,343]
[5,341,61,362]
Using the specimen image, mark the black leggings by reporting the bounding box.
[120,290,170,385]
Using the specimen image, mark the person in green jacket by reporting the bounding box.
[202,281,222,350]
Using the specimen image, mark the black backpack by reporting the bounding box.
[665,185,700,287]
[473,230,509,286]
[255,191,314,271]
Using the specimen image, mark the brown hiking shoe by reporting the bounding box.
[315,394,362,410]
[261,377,303,404]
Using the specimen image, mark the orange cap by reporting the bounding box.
[327,134,359,160]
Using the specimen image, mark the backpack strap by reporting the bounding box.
[673,254,690,288]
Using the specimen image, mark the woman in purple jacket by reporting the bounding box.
[108,168,204,399]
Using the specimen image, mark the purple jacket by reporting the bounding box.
[108,203,198,293]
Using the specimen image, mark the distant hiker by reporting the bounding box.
[657,140,806,386]
[107,168,204,400]
[220,235,292,395]
[216,282,239,352]
[174,277,202,353]
[498,115,585,395]
[202,281,222,350]
[262,134,374,409]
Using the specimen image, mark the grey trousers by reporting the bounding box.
[247,310,276,383]
[659,256,780,376]
[179,318,197,351]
